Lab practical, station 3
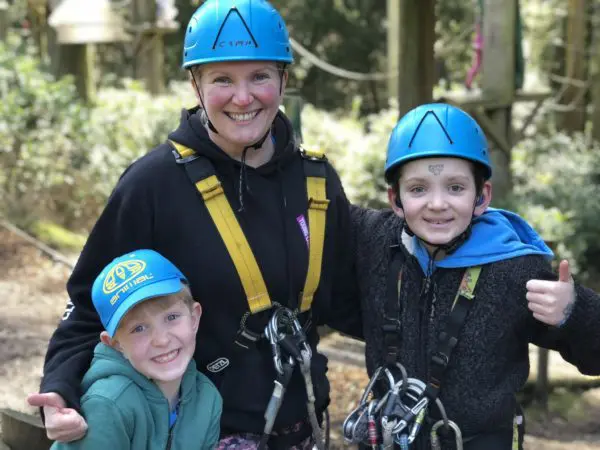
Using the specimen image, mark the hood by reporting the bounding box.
[167,107,297,175]
[81,343,197,401]
[413,208,554,273]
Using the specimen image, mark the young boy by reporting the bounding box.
[50,249,222,450]
[350,103,600,449]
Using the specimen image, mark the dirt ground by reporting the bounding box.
[0,228,599,449]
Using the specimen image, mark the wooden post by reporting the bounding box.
[46,0,62,77]
[132,0,165,95]
[0,0,8,42]
[396,0,435,119]
[59,44,96,103]
[557,0,588,133]
[283,88,304,143]
[27,0,49,60]
[386,0,400,102]
[480,0,517,206]
[592,11,600,142]
[536,347,549,410]
[1,409,52,450]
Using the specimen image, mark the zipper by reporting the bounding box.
[165,429,173,450]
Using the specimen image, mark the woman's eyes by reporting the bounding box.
[213,77,231,85]
[254,73,270,82]
[449,184,465,193]
[212,73,270,84]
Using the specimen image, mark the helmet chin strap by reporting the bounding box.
[404,221,471,256]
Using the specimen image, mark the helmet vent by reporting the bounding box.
[212,6,259,50]
[408,110,453,148]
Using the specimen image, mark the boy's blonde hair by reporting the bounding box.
[116,284,195,331]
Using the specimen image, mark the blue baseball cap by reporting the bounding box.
[92,249,189,337]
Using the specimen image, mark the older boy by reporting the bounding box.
[350,103,600,449]
[48,249,222,450]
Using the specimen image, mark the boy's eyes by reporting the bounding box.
[131,324,146,334]
[167,313,180,321]
[407,184,465,194]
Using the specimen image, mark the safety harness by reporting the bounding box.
[343,245,481,449]
[169,139,328,449]
[170,140,328,314]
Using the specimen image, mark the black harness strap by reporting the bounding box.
[425,266,481,400]
[383,245,404,366]
[382,253,481,401]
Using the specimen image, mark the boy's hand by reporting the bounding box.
[526,259,576,327]
[27,392,88,442]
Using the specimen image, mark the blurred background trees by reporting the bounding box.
[2,0,600,285]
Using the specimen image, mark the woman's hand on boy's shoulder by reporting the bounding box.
[525,259,576,327]
[27,392,88,442]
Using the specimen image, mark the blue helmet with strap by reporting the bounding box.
[384,103,492,183]
[182,0,293,68]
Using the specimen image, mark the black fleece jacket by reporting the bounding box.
[352,206,600,448]
[41,109,362,435]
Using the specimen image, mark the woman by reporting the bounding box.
[27,1,362,448]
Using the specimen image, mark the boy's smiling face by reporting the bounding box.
[102,293,201,398]
[390,157,491,253]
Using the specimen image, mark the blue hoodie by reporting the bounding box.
[414,208,554,274]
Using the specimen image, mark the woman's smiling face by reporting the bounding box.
[196,60,286,156]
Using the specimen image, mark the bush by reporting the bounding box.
[0,34,192,231]
[3,37,600,281]
[0,35,90,229]
[302,101,398,208]
[512,131,600,281]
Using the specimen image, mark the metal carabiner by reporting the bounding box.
[265,307,289,375]
[407,408,426,444]
[384,377,428,441]
[342,366,386,443]
[288,311,312,360]
[430,419,463,450]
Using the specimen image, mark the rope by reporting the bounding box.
[289,37,398,81]
[289,24,473,82]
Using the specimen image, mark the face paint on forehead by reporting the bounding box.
[428,164,444,176]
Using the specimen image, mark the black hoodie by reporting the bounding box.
[41,108,362,436]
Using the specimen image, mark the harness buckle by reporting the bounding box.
[431,351,449,367]
[300,147,327,161]
[172,149,200,165]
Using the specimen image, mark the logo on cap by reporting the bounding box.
[103,259,147,294]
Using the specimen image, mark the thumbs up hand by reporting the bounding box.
[526,260,576,327]
[27,392,88,442]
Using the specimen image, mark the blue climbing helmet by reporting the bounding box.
[182,0,293,68]
[384,103,492,183]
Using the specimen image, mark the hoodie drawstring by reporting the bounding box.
[238,148,251,212]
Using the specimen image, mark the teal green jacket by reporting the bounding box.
[51,343,222,450]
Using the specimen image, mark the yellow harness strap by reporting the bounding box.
[170,140,270,313]
[170,141,329,315]
[299,147,330,312]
